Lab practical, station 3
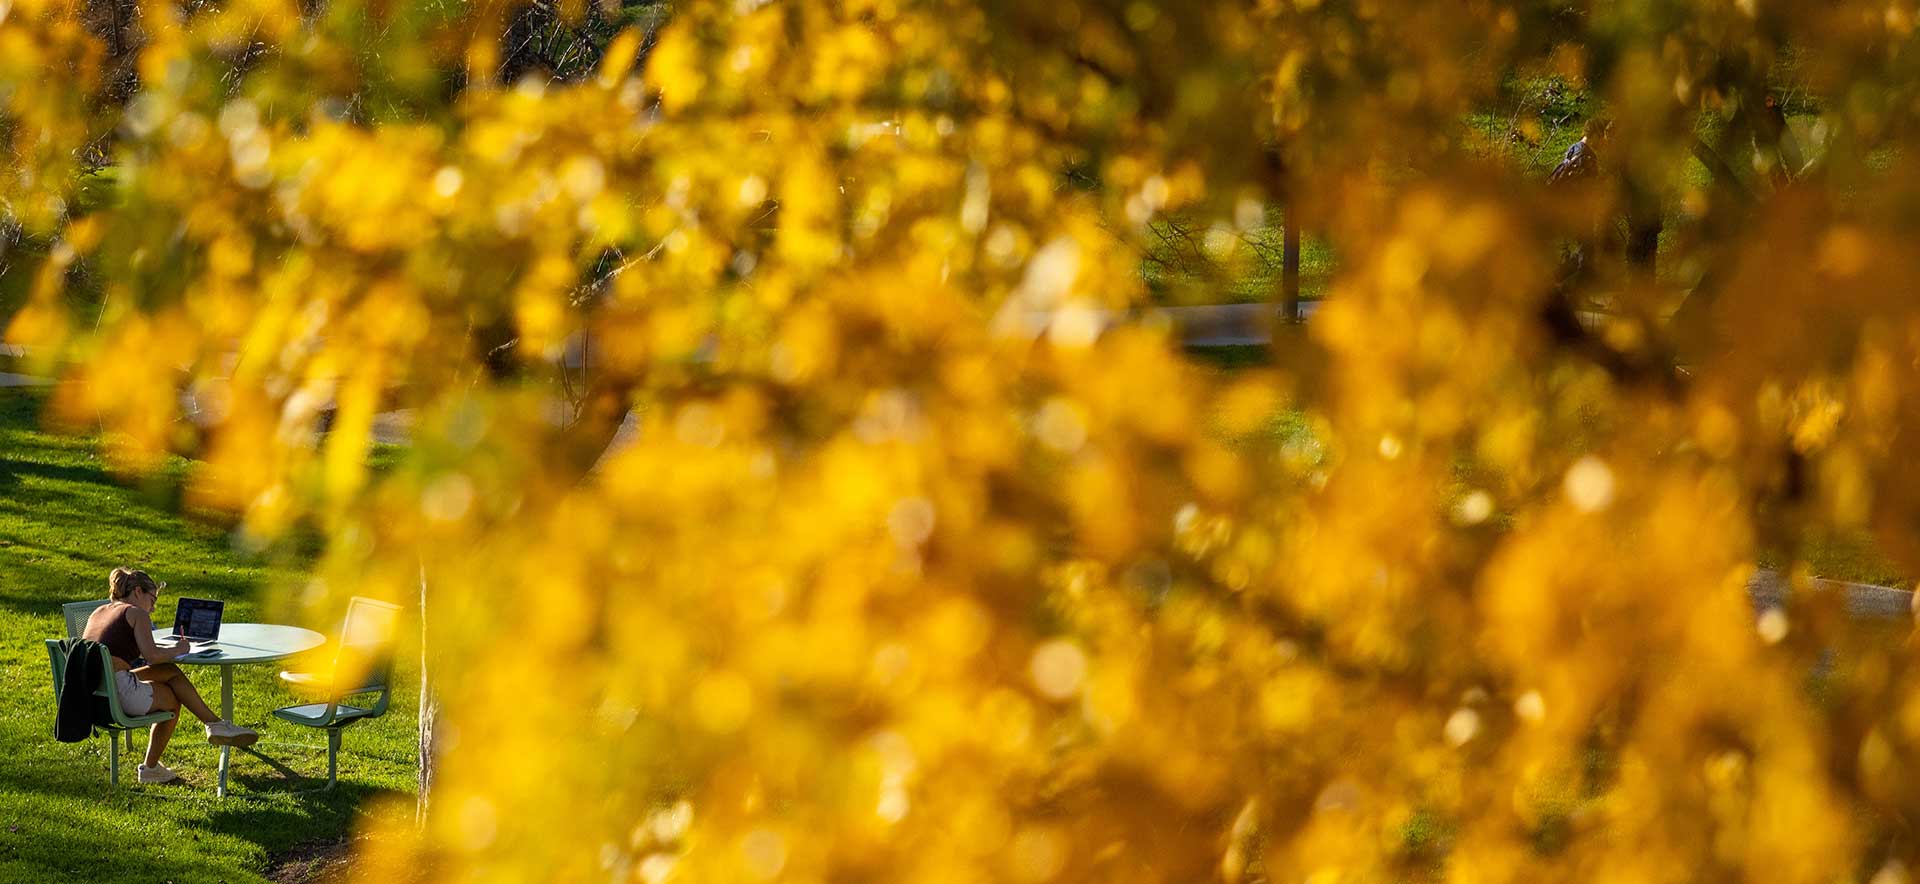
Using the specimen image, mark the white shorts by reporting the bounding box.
[113,670,155,716]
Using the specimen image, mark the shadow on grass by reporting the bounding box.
[0,792,230,884]
[0,453,194,534]
[0,532,260,622]
[1,730,405,882]
[0,390,266,624]
[203,783,385,845]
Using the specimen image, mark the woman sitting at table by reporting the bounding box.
[81,568,260,785]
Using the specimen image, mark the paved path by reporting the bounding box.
[0,372,51,387]
[1160,301,1322,347]
[1003,302,1319,347]
[1748,569,1911,620]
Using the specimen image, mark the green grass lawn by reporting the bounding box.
[0,389,417,884]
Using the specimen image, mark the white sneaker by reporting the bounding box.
[136,763,180,784]
[205,720,260,748]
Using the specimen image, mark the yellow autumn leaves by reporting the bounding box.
[12,0,1920,881]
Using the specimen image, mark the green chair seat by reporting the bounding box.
[272,702,377,726]
[116,709,177,727]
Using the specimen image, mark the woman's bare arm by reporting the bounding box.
[127,607,188,662]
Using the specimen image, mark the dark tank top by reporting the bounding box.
[82,601,145,666]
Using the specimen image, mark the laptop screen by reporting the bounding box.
[172,598,224,641]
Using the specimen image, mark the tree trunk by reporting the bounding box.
[416,560,438,825]
[1282,206,1302,323]
[1625,210,1661,276]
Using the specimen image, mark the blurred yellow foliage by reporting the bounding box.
[11,0,1920,881]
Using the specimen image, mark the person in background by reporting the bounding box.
[82,568,259,785]
[1548,117,1610,184]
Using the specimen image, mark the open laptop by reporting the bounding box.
[171,597,225,646]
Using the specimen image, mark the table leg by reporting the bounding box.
[218,667,233,798]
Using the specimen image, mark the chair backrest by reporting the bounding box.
[62,599,111,639]
[46,640,68,703]
[326,597,402,721]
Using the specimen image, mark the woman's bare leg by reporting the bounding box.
[134,663,218,724]
[144,682,179,767]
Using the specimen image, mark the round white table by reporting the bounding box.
[152,623,326,796]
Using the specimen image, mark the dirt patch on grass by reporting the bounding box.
[266,837,354,884]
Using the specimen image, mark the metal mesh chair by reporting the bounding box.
[61,599,111,639]
[45,640,176,787]
[272,597,400,789]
